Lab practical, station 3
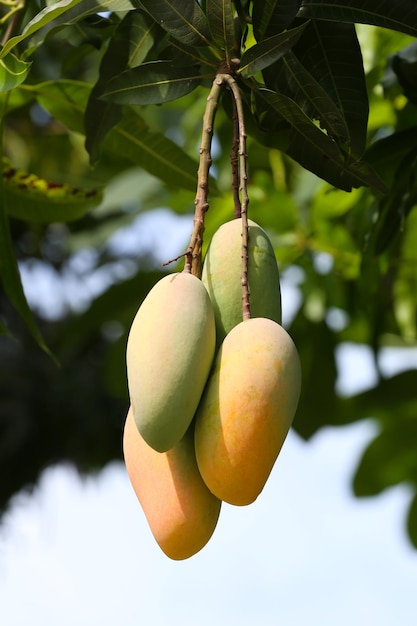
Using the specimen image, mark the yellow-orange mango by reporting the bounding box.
[123,408,221,560]
[126,272,215,452]
[194,317,301,506]
[202,219,281,347]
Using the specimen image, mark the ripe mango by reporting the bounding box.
[202,218,281,347]
[126,272,215,452]
[123,407,221,560]
[194,317,301,506]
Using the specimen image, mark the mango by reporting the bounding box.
[123,407,221,560]
[126,272,215,452]
[202,218,281,347]
[194,317,301,506]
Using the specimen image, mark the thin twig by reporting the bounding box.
[224,75,250,320]
[184,74,226,277]
[230,96,241,219]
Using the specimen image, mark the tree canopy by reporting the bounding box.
[1,0,417,547]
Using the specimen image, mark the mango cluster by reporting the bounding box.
[123,218,301,560]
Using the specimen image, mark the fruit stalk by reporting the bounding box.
[224,75,251,321]
[185,75,225,277]
[230,97,241,219]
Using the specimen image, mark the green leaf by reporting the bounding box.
[62,13,115,49]
[298,0,417,38]
[28,80,204,192]
[101,60,203,105]
[0,172,53,358]
[342,370,417,423]
[30,80,89,134]
[393,207,417,341]
[135,0,212,47]
[0,0,134,58]
[252,0,301,40]
[2,162,102,223]
[291,315,339,440]
[0,87,35,113]
[256,88,385,191]
[0,53,31,92]
[1,0,82,57]
[238,22,307,77]
[102,106,205,191]
[206,0,236,57]
[364,127,417,189]
[353,414,417,497]
[290,20,368,157]
[265,49,350,145]
[371,149,417,256]
[407,493,417,549]
[391,42,417,105]
[85,11,162,163]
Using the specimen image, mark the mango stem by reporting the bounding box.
[230,97,241,219]
[185,74,225,277]
[224,75,251,321]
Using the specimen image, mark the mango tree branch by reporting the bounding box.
[224,75,251,321]
[184,74,226,277]
[230,96,241,219]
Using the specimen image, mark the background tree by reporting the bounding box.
[1,0,417,547]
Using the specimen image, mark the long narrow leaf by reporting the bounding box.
[253,0,301,40]
[101,61,203,105]
[299,0,417,37]
[259,88,344,161]
[85,11,163,163]
[30,80,88,134]
[0,170,53,357]
[369,149,417,254]
[27,80,206,192]
[265,49,350,146]
[257,88,386,191]
[392,44,417,106]
[206,0,236,57]
[238,22,307,77]
[103,107,206,191]
[291,20,368,156]
[135,0,212,47]
[0,0,134,58]
[365,127,417,188]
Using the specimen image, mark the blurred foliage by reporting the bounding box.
[0,1,417,548]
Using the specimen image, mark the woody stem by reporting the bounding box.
[224,75,250,321]
[184,74,226,277]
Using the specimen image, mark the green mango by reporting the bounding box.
[126,272,215,452]
[202,218,281,347]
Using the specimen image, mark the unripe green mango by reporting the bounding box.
[126,272,215,452]
[123,408,221,560]
[194,317,301,506]
[202,218,281,347]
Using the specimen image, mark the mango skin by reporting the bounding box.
[126,272,215,452]
[202,219,281,347]
[194,317,301,506]
[123,408,221,560]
